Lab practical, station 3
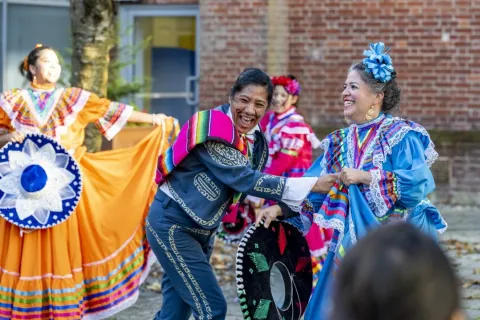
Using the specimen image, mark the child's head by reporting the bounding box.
[333,222,463,320]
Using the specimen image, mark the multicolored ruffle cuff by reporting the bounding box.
[95,102,133,141]
[368,169,400,217]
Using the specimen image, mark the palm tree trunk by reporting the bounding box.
[70,0,116,152]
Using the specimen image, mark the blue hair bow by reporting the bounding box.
[362,42,395,83]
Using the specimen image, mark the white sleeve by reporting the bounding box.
[280,177,317,208]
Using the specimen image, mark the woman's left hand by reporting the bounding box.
[152,113,167,126]
[340,168,372,186]
[255,205,283,228]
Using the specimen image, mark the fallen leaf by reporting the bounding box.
[146,281,162,292]
[151,271,162,278]
[462,280,480,288]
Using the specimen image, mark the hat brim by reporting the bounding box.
[0,133,82,229]
[236,220,312,319]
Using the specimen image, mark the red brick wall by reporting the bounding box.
[140,0,479,132]
[288,0,480,131]
[132,0,480,197]
[198,0,269,109]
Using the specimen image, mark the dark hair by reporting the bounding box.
[287,74,297,82]
[349,62,401,113]
[18,46,54,82]
[230,68,274,105]
[333,222,460,320]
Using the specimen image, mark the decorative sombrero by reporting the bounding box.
[0,133,82,229]
[236,220,313,320]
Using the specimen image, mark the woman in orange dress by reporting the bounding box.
[0,45,179,319]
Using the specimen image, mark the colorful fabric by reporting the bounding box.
[260,108,320,178]
[94,101,133,141]
[155,109,246,185]
[302,114,447,319]
[260,107,329,281]
[0,88,134,143]
[217,203,256,244]
[0,86,180,319]
[311,255,327,288]
[156,109,249,217]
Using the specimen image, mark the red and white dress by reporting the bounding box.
[260,107,332,280]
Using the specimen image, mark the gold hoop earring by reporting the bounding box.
[365,106,375,121]
[33,76,37,86]
[344,117,351,124]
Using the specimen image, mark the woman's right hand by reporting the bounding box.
[311,173,340,193]
[2,131,26,144]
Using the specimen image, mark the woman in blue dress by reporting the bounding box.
[255,42,448,319]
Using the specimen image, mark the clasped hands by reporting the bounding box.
[312,167,372,192]
[255,167,372,228]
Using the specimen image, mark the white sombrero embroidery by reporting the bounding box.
[0,133,82,229]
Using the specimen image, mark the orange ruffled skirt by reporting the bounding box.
[0,120,178,319]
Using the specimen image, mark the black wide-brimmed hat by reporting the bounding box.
[0,133,82,229]
[236,220,312,319]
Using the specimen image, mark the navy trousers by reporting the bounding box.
[146,190,227,320]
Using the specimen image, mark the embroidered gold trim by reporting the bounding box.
[194,172,221,201]
[205,141,248,167]
[169,225,213,317]
[256,139,268,170]
[253,174,285,195]
[146,221,205,319]
[167,180,229,227]
[184,227,212,236]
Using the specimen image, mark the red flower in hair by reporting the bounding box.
[271,76,301,95]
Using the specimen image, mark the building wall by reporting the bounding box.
[287,0,480,131]
[143,0,269,108]
[141,0,479,132]
[8,0,474,199]
[198,0,269,108]
[141,0,480,199]
[284,0,480,200]
[142,0,197,4]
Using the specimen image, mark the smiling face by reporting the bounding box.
[271,85,294,114]
[230,84,269,134]
[342,70,383,124]
[29,49,62,85]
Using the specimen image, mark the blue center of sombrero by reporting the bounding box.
[20,164,48,193]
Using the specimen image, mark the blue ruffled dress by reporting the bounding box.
[297,114,447,319]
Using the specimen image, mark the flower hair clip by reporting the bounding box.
[362,42,396,83]
[271,76,301,95]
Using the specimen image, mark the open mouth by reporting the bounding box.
[344,100,354,107]
[238,114,255,128]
